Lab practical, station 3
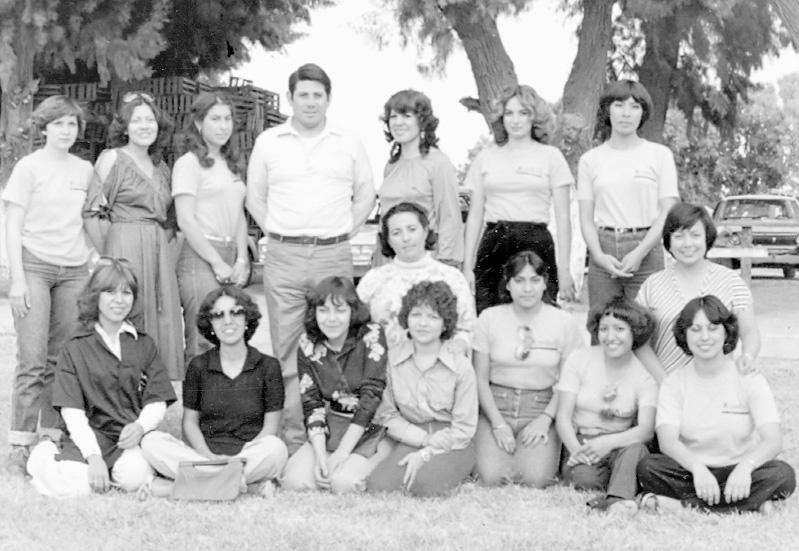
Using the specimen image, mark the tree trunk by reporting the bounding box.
[637,14,680,143]
[773,0,799,45]
[441,3,518,126]
[0,14,38,187]
[561,0,614,144]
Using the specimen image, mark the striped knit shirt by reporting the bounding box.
[636,262,752,374]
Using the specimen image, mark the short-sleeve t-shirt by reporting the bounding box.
[171,152,246,239]
[636,262,752,374]
[182,346,284,455]
[656,362,780,467]
[556,346,657,435]
[2,149,93,265]
[464,142,573,224]
[472,303,584,390]
[577,140,679,228]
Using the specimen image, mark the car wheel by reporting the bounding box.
[783,266,796,279]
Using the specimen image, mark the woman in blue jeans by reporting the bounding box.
[2,96,94,476]
[173,92,249,366]
[577,80,679,310]
[472,251,582,487]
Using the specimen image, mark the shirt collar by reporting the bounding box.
[389,339,460,373]
[276,118,342,138]
[207,346,260,373]
[93,321,138,341]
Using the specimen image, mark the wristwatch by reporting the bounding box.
[420,448,432,462]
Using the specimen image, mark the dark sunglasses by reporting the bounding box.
[122,91,154,104]
[514,326,534,361]
[208,307,246,320]
[599,384,619,420]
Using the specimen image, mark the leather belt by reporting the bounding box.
[267,232,349,246]
[598,226,651,234]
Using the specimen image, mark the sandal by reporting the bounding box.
[636,492,682,513]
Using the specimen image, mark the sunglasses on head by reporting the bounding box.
[96,256,133,269]
[122,91,154,104]
[208,307,246,320]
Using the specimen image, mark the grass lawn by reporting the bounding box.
[0,331,797,550]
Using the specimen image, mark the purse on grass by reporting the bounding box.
[171,458,245,501]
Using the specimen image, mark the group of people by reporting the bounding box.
[3,62,795,513]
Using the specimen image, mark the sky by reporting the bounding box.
[232,0,798,178]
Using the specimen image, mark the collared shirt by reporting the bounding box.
[376,339,478,453]
[182,346,284,455]
[53,324,176,466]
[246,119,375,237]
[297,323,388,435]
[94,321,138,360]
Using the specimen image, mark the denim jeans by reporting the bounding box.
[562,441,649,500]
[587,228,664,310]
[176,240,237,367]
[9,249,89,446]
[474,384,560,487]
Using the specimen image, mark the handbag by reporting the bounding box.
[326,410,386,458]
[171,458,245,501]
[83,156,123,252]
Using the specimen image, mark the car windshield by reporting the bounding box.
[720,199,796,220]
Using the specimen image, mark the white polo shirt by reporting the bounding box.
[247,120,374,237]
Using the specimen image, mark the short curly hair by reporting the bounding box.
[489,84,553,145]
[586,296,655,350]
[304,276,372,345]
[398,280,458,341]
[196,285,261,347]
[662,202,717,257]
[673,295,739,356]
[107,93,174,164]
[77,259,139,327]
[176,91,244,178]
[382,89,440,163]
[379,201,438,258]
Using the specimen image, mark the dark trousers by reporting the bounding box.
[637,454,796,513]
[474,221,558,314]
[562,442,649,500]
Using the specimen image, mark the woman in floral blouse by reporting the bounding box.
[282,276,390,493]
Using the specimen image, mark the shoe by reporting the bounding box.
[136,476,174,500]
[636,492,683,514]
[6,445,30,477]
[249,479,277,498]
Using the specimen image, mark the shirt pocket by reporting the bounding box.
[312,145,352,181]
[515,164,547,186]
[425,370,457,413]
[633,168,659,190]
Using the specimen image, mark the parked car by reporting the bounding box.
[712,194,799,279]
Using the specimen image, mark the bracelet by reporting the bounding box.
[540,411,555,422]
[235,258,248,265]
[745,458,757,470]
[420,448,432,462]
[492,423,509,432]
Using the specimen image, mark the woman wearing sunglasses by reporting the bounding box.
[85,91,183,380]
[2,96,94,476]
[173,92,250,368]
[141,285,288,497]
[26,259,176,497]
[555,297,656,514]
[472,250,583,487]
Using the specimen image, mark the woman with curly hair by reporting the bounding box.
[556,297,656,514]
[26,259,176,497]
[172,92,249,367]
[141,285,288,497]
[357,201,475,353]
[367,281,478,497]
[473,251,582,488]
[377,89,463,267]
[282,276,389,493]
[3,96,94,476]
[577,80,679,311]
[463,84,575,313]
[637,296,795,514]
[84,92,183,379]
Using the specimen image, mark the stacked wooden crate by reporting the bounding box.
[33,76,286,165]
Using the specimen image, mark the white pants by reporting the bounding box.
[281,440,392,494]
[140,431,288,484]
[27,440,154,498]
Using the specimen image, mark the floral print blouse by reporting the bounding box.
[297,322,388,437]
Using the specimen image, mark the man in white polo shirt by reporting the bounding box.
[246,63,376,452]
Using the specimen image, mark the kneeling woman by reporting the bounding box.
[637,295,796,513]
[556,297,657,512]
[282,276,389,493]
[367,281,477,497]
[141,286,287,495]
[27,259,176,497]
[473,251,582,487]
